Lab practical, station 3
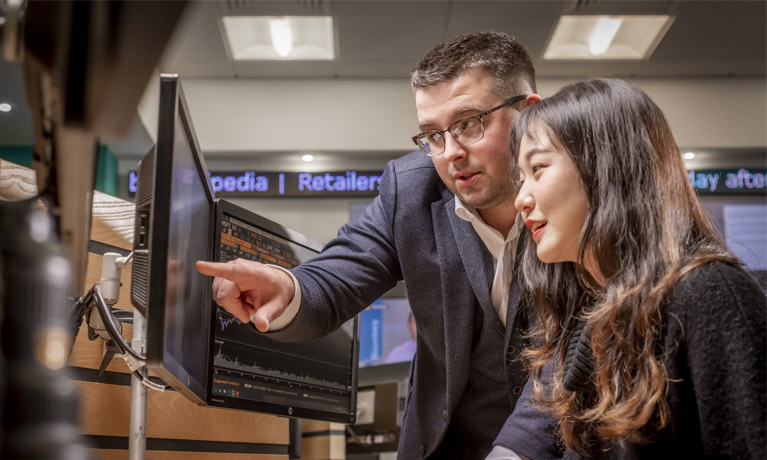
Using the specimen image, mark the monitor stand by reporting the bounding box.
[129,308,148,460]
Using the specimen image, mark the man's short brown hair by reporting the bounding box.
[411,31,536,97]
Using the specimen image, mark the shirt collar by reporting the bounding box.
[454,197,521,242]
[454,196,478,223]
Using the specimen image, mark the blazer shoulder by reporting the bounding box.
[389,150,435,171]
[386,151,446,198]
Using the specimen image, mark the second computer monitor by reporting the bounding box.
[209,199,359,423]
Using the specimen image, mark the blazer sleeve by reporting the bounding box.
[266,160,403,342]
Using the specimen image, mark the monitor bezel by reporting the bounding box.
[143,74,215,404]
[209,198,360,423]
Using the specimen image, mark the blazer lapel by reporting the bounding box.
[445,202,496,317]
[504,235,526,349]
[430,197,492,409]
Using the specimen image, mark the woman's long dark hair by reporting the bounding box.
[510,79,736,450]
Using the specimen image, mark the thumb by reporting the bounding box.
[251,298,287,333]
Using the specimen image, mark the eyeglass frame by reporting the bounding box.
[411,94,528,157]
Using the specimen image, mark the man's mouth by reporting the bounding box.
[455,171,480,185]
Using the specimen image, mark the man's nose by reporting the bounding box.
[442,134,467,162]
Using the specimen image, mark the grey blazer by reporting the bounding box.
[270,151,558,459]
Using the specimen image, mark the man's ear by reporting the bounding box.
[525,94,542,106]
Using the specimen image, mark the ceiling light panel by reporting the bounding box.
[544,15,674,60]
[222,16,334,61]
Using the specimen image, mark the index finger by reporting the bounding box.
[196,260,239,279]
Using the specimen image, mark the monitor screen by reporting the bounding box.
[209,199,359,423]
[131,74,215,404]
[358,299,414,367]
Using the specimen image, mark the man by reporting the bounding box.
[197,32,558,459]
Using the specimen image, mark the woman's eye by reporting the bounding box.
[531,165,542,174]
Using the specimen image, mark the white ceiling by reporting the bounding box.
[160,0,766,80]
[0,0,765,169]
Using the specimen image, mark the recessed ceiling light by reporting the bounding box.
[222,16,334,61]
[544,15,673,60]
[0,103,12,112]
[302,154,314,162]
[269,18,292,57]
[683,152,696,160]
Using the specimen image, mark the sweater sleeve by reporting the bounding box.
[673,262,766,459]
[494,361,563,459]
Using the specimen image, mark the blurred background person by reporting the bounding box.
[384,312,417,363]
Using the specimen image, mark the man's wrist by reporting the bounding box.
[262,265,301,331]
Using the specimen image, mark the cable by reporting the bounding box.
[82,283,171,391]
[115,251,133,268]
[91,284,146,362]
[70,290,93,343]
[131,370,170,392]
[111,309,134,323]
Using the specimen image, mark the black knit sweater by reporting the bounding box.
[562,261,766,459]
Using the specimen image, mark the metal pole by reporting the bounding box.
[128,308,147,460]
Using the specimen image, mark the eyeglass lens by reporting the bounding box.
[416,117,484,156]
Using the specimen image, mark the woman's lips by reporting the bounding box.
[525,220,547,241]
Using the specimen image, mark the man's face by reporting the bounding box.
[415,68,518,214]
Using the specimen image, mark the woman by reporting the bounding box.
[511,78,765,458]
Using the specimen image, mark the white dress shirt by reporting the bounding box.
[454,198,521,326]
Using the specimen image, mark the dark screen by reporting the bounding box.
[138,74,214,404]
[161,107,212,389]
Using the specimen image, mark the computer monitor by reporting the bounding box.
[131,74,358,422]
[358,298,414,367]
[131,74,215,404]
[209,199,359,423]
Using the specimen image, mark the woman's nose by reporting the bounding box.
[515,188,535,213]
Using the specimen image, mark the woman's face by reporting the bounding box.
[514,121,589,264]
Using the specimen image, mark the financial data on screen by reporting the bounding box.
[210,212,356,417]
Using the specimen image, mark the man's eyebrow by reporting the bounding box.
[418,105,484,131]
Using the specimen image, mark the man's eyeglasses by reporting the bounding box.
[412,95,527,157]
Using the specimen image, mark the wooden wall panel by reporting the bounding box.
[89,192,135,250]
[146,389,289,443]
[0,159,37,200]
[300,436,346,460]
[300,421,346,460]
[93,450,287,460]
[78,382,288,443]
